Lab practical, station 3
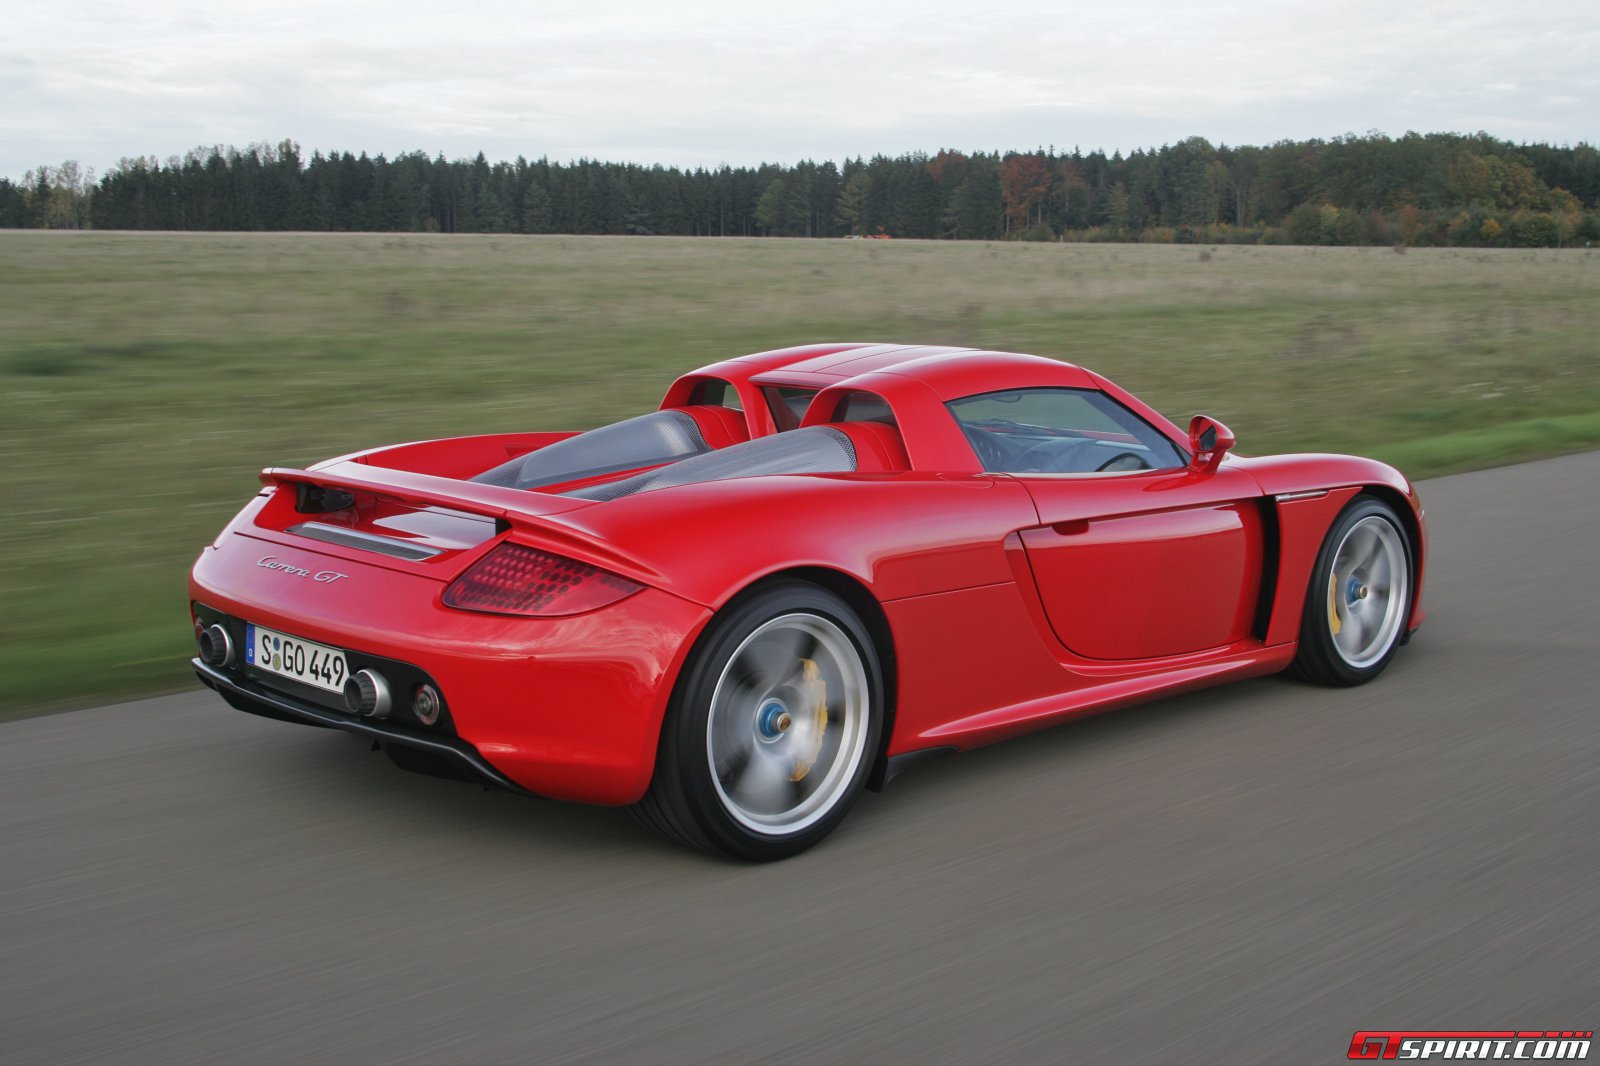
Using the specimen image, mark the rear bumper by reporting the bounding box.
[190,530,713,805]
[193,658,535,795]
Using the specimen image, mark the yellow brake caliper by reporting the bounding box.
[1328,571,1342,635]
[789,659,830,781]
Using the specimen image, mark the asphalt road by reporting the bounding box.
[3,453,1598,1064]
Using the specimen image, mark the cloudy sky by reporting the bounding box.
[4,0,1596,180]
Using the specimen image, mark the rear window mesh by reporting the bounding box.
[567,426,857,502]
[471,410,709,490]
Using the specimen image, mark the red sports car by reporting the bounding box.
[190,343,1426,859]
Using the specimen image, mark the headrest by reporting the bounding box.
[826,421,909,472]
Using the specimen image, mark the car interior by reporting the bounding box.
[949,388,1185,474]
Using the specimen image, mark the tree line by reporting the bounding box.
[5,132,1598,247]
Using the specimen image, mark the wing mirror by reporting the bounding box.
[1187,415,1236,472]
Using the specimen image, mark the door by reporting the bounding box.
[1018,469,1265,661]
[948,387,1267,662]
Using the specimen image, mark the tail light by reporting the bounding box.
[443,543,643,617]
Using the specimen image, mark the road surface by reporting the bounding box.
[3,452,1597,1063]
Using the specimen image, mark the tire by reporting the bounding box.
[1288,495,1414,686]
[633,580,883,861]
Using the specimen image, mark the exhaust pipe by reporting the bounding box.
[343,669,392,719]
[198,624,235,668]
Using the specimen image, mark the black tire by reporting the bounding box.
[1288,495,1415,686]
[632,580,883,861]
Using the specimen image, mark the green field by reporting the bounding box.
[3,232,1598,716]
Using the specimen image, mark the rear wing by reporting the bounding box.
[261,461,593,523]
[259,462,662,579]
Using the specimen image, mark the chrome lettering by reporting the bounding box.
[257,556,348,584]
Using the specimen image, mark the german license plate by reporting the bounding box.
[245,624,349,694]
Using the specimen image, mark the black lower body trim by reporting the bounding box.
[867,746,958,791]
[192,659,538,797]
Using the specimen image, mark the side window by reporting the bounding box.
[762,386,818,432]
[947,388,1185,474]
[687,378,742,412]
[832,390,897,427]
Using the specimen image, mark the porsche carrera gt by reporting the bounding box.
[190,343,1425,859]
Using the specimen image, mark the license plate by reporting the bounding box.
[245,624,349,694]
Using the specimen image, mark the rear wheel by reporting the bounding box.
[633,581,882,861]
[1289,496,1414,686]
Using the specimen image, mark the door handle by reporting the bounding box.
[1050,520,1090,536]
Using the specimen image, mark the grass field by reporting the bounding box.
[3,232,1598,716]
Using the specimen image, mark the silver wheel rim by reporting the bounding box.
[1326,514,1410,669]
[706,613,870,835]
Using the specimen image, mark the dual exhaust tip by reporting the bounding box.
[344,665,444,723]
[197,622,440,726]
[344,670,443,727]
[343,670,392,719]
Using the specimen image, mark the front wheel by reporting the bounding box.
[1289,496,1414,686]
[633,581,882,861]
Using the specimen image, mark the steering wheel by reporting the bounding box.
[1095,451,1150,473]
[964,427,1013,471]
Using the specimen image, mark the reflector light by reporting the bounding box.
[443,543,643,616]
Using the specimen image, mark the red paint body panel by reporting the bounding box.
[191,530,709,804]
[1231,452,1428,634]
[353,432,581,478]
[800,371,987,473]
[1021,503,1263,660]
[918,642,1295,748]
[189,344,1429,807]
[1011,465,1269,660]
[1262,486,1363,646]
[265,460,596,519]
[882,579,1295,753]
[552,472,1038,606]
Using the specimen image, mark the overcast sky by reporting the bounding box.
[4,0,1596,180]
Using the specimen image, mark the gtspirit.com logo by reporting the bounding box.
[1349,1031,1593,1060]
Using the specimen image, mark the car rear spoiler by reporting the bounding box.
[262,461,592,519]
[260,461,663,579]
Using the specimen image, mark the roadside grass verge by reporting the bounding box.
[3,233,1596,717]
[1373,411,1600,477]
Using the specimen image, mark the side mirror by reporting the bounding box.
[1188,415,1236,472]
